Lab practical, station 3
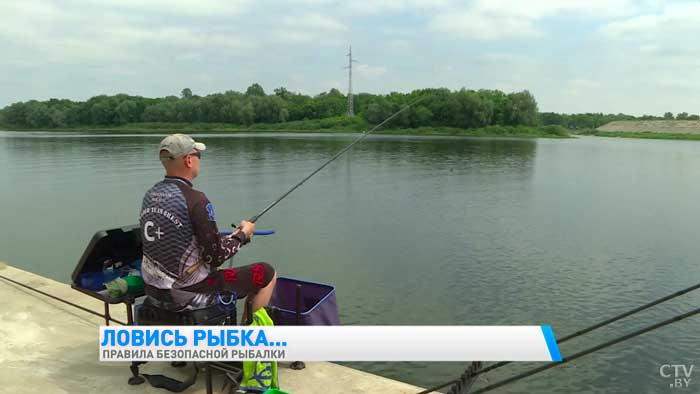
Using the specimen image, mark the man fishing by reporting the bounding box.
[139,133,276,313]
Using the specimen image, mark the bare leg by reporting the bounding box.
[251,271,277,312]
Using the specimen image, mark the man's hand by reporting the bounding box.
[238,220,256,238]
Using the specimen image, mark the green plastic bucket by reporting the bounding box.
[124,275,144,294]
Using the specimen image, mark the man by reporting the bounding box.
[139,133,276,313]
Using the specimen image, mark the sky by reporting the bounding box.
[1,0,698,115]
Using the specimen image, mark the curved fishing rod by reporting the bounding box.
[473,281,700,377]
[234,95,426,227]
[468,307,700,394]
[417,281,700,394]
[0,273,127,325]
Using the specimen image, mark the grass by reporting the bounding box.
[0,120,572,139]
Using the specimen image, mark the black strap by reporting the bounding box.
[143,364,198,392]
[144,284,176,303]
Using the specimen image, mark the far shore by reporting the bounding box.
[593,131,700,141]
[0,123,572,139]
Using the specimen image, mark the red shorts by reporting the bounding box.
[182,262,275,297]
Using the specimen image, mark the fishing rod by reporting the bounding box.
[417,281,700,394]
[0,273,127,325]
[184,96,425,275]
[469,307,700,394]
[233,95,426,227]
[473,281,700,377]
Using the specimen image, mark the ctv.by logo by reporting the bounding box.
[660,364,694,389]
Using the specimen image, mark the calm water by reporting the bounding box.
[0,131,698,393]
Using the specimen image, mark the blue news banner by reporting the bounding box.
[100,326,562,362]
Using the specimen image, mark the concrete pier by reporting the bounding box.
[0,263,423,394]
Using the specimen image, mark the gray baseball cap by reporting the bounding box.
[159,134,206,158]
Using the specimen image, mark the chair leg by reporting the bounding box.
[128,361,146,385]
[205,363,213,394]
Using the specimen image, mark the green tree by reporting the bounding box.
[90,102,114,125]
[279,108,289,122]
[181,88,193,100]
[664,112,674,119]
[241,102,255,125]
[506,90,538,126]
[115,100,138,124]
[245,83,266,97]
[364,100,394,124]
[411,105,433,127]
[2,102,30,126]
[274,87,292,100]
[27,102,52,127]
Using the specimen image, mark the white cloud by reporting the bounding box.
[282,12,347,31]
[386,39,413,52]
[0,0,256,67]
[355,64,388,78]
[272,12,347,44]
[343,0,450,14]
[430,11,541,40]
[600,2,700,39]
[564,79,602,97]
[85,0,251,16]
[430,0,638,40]
[475,0,636,19]
[595,2,700,67]
[1,0,698,116]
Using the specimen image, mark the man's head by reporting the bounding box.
[158,134,206,180]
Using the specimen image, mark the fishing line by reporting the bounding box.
[211,96,425,274]
[0,273,127,325]
[417,281,700,394]
[472,281,700,377]
[235,94,426,226]
[468,307,700,394]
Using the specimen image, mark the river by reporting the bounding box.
[0,131,697,393]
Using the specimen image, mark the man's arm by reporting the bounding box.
[191,198,250,267]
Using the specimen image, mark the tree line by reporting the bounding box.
[1,83,695,130]
[0,84,538,129]
[539,111,700,129]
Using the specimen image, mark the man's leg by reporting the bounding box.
[251,270,277,312]
[180,262,277,313]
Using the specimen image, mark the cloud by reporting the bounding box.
[355,64,388,78]
[0,0,698,116]
[0,1,255,67]
[564,79,602,97]
[430,11,541,40]
[343,0,450,14]
[386,39,413,52]
[282,12,347,31]
[595,3,700,68]
[474,0,636,19]
[272,12,347,44]
[429,0,638,40]
[600,2,700,42]
[85,0,251,16]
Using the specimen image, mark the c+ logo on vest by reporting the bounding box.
[144,221,164,242]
